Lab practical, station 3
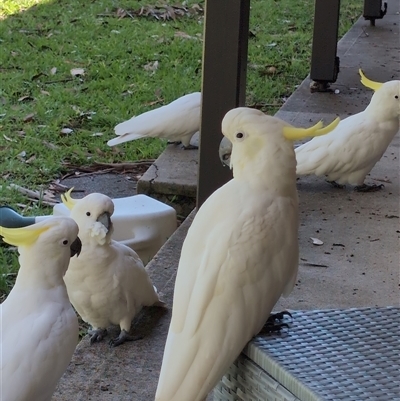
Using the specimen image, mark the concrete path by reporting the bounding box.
[53,3,399,400]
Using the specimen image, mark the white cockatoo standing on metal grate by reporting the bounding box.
[295,70,400,191]
[0,217,81,401]
[62,191,165,347]
[107,92,201,149]
[154,108,338,401]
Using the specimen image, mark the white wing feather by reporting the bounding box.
[155,180,298,401]
[296,111,399,185]
[108,92,201,147]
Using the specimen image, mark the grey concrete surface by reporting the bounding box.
[53,4,399,401]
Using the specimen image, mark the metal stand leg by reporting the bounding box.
[197,0,250,208]
[310,0,341,92]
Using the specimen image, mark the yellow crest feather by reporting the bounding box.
[0,225,49,247]
[313,117,340,137]
[359,69,383,91]
[283,120,323,141]
[61,188,77,210]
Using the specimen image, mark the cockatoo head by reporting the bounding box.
[0,216,81,277]
[62,190,115,246]
[360,69,400,119]
[220,108,339,174]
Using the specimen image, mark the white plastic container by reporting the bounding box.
[53,194,177,265]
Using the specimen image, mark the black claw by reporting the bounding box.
[109,332,143,348]
[258,310,293,337]
[354,183,384,192]
[327,180,346,189]
[267,310,293,323]
[88,328,107,344]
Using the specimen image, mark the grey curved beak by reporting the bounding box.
[97,212,112,232]
[70,236,82,257]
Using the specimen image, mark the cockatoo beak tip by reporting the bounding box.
[70,236,82,257]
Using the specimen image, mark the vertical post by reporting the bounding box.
[310,0,341,85]
[197,0,251,208]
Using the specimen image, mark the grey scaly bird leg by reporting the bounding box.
[88,328,108,344]
[109,329,143,347]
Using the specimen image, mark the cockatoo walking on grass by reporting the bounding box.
[107,92,201,149]
[62,191,165,347]
[155,108,337,401]
[0,217,81,401]
[295,70,400,191]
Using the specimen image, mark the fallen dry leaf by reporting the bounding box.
[50,67,57,75]
[143,61,159,72]
[42,140,58,150]
[310,237,324,246]
[41,90,50,96]
[25,155,36,164]
[70,68,85,76]
[23,113,35,122]
[60,128,74,135]
[3,134,16,142]
[18,95,34,102]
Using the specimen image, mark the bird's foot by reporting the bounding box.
[182,144,198,150]
[88,328,107,344]
[354,183,384,192]
[259,311,293,336]
[109,329,143,347]
[327,180,346,189]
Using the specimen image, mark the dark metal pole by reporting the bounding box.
[197,0,250,208]
[310,0,341,91]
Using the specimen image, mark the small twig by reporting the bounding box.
[44,78,74,85]
[9,184,55,203]
[302,262,328,268]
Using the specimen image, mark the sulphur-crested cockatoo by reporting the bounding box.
[0,217,81,401]
[62,190,165,347]
[107,92,201,149]
[295,69,400,191]
[155,108,337,401]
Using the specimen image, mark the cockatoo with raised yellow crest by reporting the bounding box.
[107,92,201,149]
[155,107,337,401]
[295,70,400,191]
[0,217,81,401]
[62,191,165,347]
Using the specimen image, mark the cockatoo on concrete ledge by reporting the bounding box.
[295,70,400,191]
[62,190,165,347]
[107,92,201,149]
[155,108,337,401]
[0,217,81,401]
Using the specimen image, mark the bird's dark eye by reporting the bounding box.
[395,95,399,99]
[86,212,91,216]
[236,132,244,139]
[63,239,69,245]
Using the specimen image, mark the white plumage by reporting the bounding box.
[296,71,400,190]
[155,108,332,401]
[62,191,164,346]
[108,92,201,149]
[0,217,81,401]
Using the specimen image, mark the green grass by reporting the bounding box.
[0,0,362,297]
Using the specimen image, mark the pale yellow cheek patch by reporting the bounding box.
[231,136,263,170]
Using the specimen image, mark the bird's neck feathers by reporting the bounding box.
[232,142,298,198]
[366,88,400,122]
[15,247,70,290]
[81,221,113,246]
